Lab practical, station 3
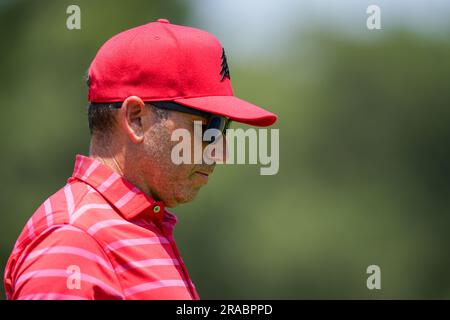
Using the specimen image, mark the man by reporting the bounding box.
[4,18,277,300]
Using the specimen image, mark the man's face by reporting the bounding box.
[131,106,216,207]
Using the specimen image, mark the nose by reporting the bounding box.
[203,134,228,164]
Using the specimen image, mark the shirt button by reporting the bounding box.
[153,205,161,213]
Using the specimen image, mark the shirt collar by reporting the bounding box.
[68,154,175,225]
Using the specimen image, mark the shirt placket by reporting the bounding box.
[158,217,199,300]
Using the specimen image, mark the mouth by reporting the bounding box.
[193,171,211,184]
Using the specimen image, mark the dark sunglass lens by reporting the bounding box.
[206,117,222,131]
[203,116,231,143]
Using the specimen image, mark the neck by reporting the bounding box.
[89,137,124,176]
[91,154,124,176]
[89,138,156,200]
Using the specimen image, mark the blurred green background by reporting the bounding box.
[1,0,450,299]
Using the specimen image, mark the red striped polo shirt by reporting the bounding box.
[3,155,200,300]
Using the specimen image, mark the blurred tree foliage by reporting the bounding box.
[1,0,450,299]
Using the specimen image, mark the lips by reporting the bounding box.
[195,171,210,177]
[193,171,210,184]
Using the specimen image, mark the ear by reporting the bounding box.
[117,96,147,144]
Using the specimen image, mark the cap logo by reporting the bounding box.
[220,48,231,81]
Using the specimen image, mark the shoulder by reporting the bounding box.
[5,224,123,300]
[11,180,109,251]
[4,181,121,296]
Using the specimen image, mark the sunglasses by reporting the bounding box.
[151,101,231,138]
[105,101,231,143]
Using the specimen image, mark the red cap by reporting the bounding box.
[88,19,277,127]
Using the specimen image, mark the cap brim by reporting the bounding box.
[173,96,277,127]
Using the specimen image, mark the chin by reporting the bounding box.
[170,189,200,207]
